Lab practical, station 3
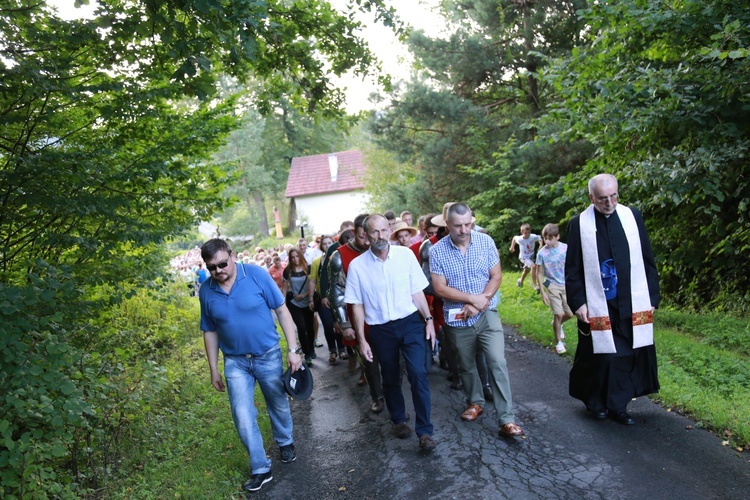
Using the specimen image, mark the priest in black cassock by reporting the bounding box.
[565,173,660,425]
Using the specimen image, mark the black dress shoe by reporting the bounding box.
[587,407,607,420]
[608,410,635,425]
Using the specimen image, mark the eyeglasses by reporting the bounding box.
[595,193,618,203]
[207,260,230,272]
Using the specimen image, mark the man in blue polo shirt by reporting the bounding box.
[199,238,302,493]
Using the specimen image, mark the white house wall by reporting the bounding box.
[295,191,371,235]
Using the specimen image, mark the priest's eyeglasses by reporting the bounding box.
[595,193,618,203]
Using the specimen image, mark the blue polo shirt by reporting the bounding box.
[199,263,285,355]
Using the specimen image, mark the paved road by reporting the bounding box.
[255,326,749,499]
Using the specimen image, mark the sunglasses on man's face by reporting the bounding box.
[207,260,230,272]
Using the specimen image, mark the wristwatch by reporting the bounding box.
[287,346,302,355]
[424,316,433,322]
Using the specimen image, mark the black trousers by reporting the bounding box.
[288,302,315,357]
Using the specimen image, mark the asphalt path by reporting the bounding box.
[253,324,750,499]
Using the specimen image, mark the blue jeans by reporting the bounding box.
[224,345,293,474]
[369,312,433,437]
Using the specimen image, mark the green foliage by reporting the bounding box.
[0,270,209,497]
[367,0,591,240]
[0,1,375,495]
[361,144,418,212]
[368,0,749,313]
[212,98,353,238]
[656,308,750,357]
[100,299,293,498]
[0,264,89,498]
[543,0,750,311]
[1,1,373,282]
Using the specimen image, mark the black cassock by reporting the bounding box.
[565,206,660,413]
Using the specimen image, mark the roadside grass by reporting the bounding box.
[499,271,750,450]
[105,299,281,499]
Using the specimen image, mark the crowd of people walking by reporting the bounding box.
[188,173,661,493]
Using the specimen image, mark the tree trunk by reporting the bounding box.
[288,198,297,234]
[522,0,539,139]
[253,192,269,237]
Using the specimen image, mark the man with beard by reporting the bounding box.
[329,214,385,413]
[565,173,660,425]
[345,214,436,451]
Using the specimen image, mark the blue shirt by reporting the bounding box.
[196,268,208,284]
[429,231,499,327]
[199,263,285,355]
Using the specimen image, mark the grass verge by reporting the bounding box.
[103,299,282,499]
[499,272,750,451]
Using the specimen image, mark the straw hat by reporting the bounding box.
[431,202,476,227]
[389,220,418,241]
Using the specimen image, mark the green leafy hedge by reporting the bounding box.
[0,262,200,498]
[0,264,89,498]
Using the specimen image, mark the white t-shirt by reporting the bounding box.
[514,234,542,260]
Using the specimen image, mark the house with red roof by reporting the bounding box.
[285,150,370,235]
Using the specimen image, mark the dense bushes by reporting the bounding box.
[0,264,87,497]
[0,264,199,498]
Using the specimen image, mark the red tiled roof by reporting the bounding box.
[285,149,366,198]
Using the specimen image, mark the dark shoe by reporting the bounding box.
[609,410,635,425]
[329,352,337,364]
[483,385,494,402]
[498,422,525,438]
[305,355,313,367]
[587,407,608,420]
[450,379,463,390]
[370,398,385,414]
[419,434,436,452]
[338,350,349,360]
[243,470,273,492]
[460,404,483,422]
[279,444,296,463]
[394,422,412,439]
[439,358,450,371]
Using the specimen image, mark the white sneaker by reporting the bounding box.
[555,341,566,354]
[516,278,523,287]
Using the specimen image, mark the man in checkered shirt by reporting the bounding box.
[429,202,525,439]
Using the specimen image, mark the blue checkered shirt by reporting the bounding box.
[429,231,499,327]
